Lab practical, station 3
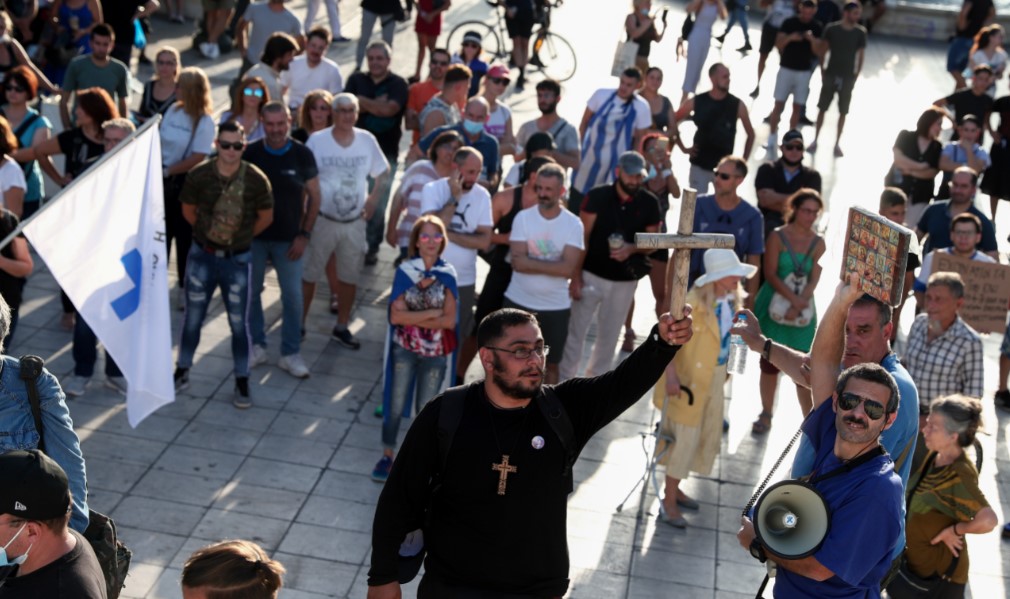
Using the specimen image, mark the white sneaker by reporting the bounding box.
[250,344,268,368]
[104,376,127,395]
[198,42,212,58]
[63,375,90,397]
[208,42,221,59]
[278,353,311,378]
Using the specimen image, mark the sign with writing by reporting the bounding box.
[933,253,1010,333]
[840,207,913,306]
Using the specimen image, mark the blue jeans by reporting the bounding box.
[250,239,304,356]
[383,343,446,448]
[177,246,252,376]
[724,7,750,42]
[73,315,122,377]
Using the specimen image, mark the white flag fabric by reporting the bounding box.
[24,123,174,426]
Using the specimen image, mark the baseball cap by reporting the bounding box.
[462,31,483,46]
[617,151,647,176]
[487,64,510,80]
[782,129,804,145]
[0,450,71,521]
[800,0,817,6]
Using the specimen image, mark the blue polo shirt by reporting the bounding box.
[688,194,764,286]
[916,201,997,255]
[418,123,500,183]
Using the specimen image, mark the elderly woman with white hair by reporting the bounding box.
[653,248,756,528]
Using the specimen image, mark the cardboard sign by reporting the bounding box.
[933,252,1010,333]
[840,207,913,306]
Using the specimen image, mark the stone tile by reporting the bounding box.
[568,539,633,576]
[252,433,338,468]
[79,429,167,466]
[313,470,384,505]
[87,460,149,493]
[169,537,212,571]
[285,388,368,421]
[131,469,225,507]
[211,481,307,520]
[194,400,280,432]
[112,496,206,537]
[119,562,166,599]
[567,568,630,599]
[295,496,376,533]
[628,578,713,599]
[568,506,638,547]
[87,489,124,515]
[152,445,248,480]
[276,552,359,597]
[714,560,770,595]
[326,444,379,473]
[232,457,323,493]
[268,412,353,443]
[175,421,263,455]
[115,527,188,568]
[142,567,183,599]
[630,546,716,586]
[637,516,718,559]
[191,509,291,550]
[277,523,371,564]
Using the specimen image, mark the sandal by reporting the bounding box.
[752,412,773,435]
[329,294,339,315]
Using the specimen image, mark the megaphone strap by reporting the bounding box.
[809,445,886,485]
[741,425,804,518]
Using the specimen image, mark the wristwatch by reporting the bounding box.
[298,229,311,240]
[749,539,767,563]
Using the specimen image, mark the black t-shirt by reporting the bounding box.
[2,529,107,598]
[242,139,319,242]
[361,0,401,14]
[992,95,1010,138]
[344,71,409,158]
[56,128,104,179]
[944,88,994,141]
[100,0,147,45]
[754,160,822,232]
[0,209,24,308]
[892,129,942,205]
[691,92,741,170]
[956,0,993,38]
[778,16,824,71]
[581,183,661,282]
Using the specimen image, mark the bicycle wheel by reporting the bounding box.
[446,21,505,64]
[532,31,576,82]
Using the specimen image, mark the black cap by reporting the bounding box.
[782,129,804,144]
[0,450,71,521]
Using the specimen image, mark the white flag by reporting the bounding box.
[24,123,174,426]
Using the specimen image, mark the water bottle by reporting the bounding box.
[727,313,749,375]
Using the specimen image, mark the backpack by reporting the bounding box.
[18,355,132,599]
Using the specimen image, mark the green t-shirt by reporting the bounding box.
[181,158,274,250]
[63,55,130,100]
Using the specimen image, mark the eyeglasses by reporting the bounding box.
[837,391,886,420]
[783,144,804,151]
[489,77,509,85]
[486,345,550,360]
[4,84,24,93]
[951,229,978,237]
[714,171,735,180]
[218,141,246,151]
[243,87,265,98]
[418,233,444,242]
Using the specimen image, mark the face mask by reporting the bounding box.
[0,522,31,585]
[462,119,485,136]
[0,34,9,44]
[646,164,657,180]
[641,8,649,15]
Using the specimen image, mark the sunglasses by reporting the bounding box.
[489,77,509,85]
[837,391,886,420]
[4,84,24,93]
[419,233,444,242]
[783,144,804,151]
[243,87,264,98]
[714,171,735,181]
[218,141,246,151]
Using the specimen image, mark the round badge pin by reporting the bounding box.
[531,435,545,450]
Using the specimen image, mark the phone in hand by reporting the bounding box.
[656,137,669,152]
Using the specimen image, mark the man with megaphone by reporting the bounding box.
[737,273,905,597]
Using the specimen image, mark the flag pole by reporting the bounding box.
[0,114,163,252]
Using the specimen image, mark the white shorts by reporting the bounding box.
[302,217,367,285]
[773,67,814,105]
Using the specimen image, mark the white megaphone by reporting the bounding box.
[753,480,830,560]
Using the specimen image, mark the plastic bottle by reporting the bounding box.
[727,313,749,375]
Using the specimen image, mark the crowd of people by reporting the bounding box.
[0,0,1005,596]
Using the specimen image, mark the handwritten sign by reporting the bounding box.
[840,207,913,306]
[933,253,1010,333]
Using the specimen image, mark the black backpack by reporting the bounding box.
[18,355,132,599]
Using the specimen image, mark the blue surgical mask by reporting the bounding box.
[462,119,485,136]
[0,522,31,586]
[641,8,649,15]
[647,164,657,181]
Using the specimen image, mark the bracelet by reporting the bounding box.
[762,338,772,362]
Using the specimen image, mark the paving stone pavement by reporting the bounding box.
[9,0,1010,597]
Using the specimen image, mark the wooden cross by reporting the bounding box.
[635,188,736,318]
[491,454,518,496]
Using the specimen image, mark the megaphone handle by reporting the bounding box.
[741,426,804,518]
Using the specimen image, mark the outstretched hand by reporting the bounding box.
[731,308,764,352]
[658,304,693,346]
[834,272,863,306]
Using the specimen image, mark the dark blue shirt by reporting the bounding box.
[916,201,998,255]
[689,194,764,286]
[419,123,501,183]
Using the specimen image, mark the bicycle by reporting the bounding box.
[446,0,577,83]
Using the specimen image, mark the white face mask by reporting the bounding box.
[0,34,10,44]
[0,522,30,567]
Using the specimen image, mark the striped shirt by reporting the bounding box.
[395,160,440,248]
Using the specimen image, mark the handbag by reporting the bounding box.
[18,355,132,599]
[768,231,818,327]
[611,40,639,77]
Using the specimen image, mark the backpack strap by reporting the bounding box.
[17,354,46,453]
[436,384,470,476]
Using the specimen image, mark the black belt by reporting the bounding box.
[318,211,359,224]
[198,241,250,258]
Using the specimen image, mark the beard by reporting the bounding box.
[782,155,802,168]
[491,354,544,400]
[616,178,640,196]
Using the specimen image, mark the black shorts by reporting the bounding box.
[503,298,570,365]
[506,11,535,38]
[817,73,857,114]
[760,22,779,55]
